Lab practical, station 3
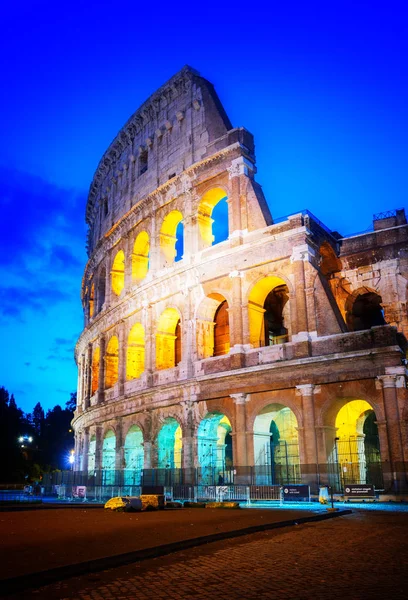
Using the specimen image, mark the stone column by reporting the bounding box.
[227,157,254,239]
[104,255,112,309]
[231,393,250,482]
[148,214,160,272]
[84,345,92,409]
[115,418,124,474]
[143,441,153,469]
[290,245,309,337]
[296,384,320,492]
[95,425,103,472]
[74,431,82,471]
[82,428,89,473]
[123,234,132,293]
[142,302,153,386]
[376,375,406,492]
[228,271,245,369]
[118,320,127,396]
[98,334,106,403]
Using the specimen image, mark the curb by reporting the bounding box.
[0,509,352,596]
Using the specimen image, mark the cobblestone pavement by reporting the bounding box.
[10,511,408,600]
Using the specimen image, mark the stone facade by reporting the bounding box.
[73,66,408,494]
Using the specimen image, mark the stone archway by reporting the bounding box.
[329,399,383,489]
[253,404,300,484]
[124,425,144,487]
[157,417,182,469]
[197,413,233,484]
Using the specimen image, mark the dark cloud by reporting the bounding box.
[0,285,73,320]
[0,165,87,265]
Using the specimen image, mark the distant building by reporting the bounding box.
[73,66,408,495]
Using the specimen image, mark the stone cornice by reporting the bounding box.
[83,141,245,272]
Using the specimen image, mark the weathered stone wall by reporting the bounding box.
[74,67,408,493]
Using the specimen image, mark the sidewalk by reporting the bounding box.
[0,505,349,592]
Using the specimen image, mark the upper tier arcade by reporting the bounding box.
[86,66,252,254]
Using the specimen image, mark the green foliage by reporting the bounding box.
[0,386,76,482]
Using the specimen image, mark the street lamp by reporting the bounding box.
[69,450,75,471]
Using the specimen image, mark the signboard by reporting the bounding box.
[282,485,310,501]
[344,484,375,498]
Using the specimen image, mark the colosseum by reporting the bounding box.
[72,66,408,498]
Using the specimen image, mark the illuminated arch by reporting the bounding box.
[157,418,182,468]
[160,210,184,264]
[102,429,116,484]
[132,231,150,281]
[124,425,144,486]
[91,346,100,394]
[105,335,119,388]
[126,323,145,379]
[197,413,232,483]
[331,399,382,487]
[111,250,125,296]
[248,276,290,347]
[196,293,230,359]
[253,404,300,484]
[89,283,95,318]
[156,308,182,370]
[198,188,228,246]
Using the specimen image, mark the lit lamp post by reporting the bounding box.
[69,450,75,471]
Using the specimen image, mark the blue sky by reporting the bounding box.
[0,0,406,412]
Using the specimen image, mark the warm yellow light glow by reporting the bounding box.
[336,400,374,440]
[156,308,181,370]
[111,250,125,296]
[91,346,100,394]
[160,210,183,263]
[127,323,145,379]
[174,425,182,468]
[105,335,119,388]
[198,188,228,246]
[248,276,287,347]
[132,231,149,281]
[89,283,95,318]
[334,399,377,483]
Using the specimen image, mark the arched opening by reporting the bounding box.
[197,413,233,484]
[88,435,96,474]
[111,250,125,296]
[124,425,144,486]
[126,324,145,379]
[157,418,182,469]
[105,335,119,389]
[248,276,290,347]
[263,286,289,345]
[102,429,116,485]
[213,301,230,356]
[346,291,386,331]
[253,404,300,484]
[196,293,230,359]
[97,268,106,313]
[198,188,229,247]
[91,347,100,395]
[89,283,95,319]
[319,242,342,276]
[160,210,184,265]
[156,308,182,370]
[330,399,383,489]
[132,231,150,281]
